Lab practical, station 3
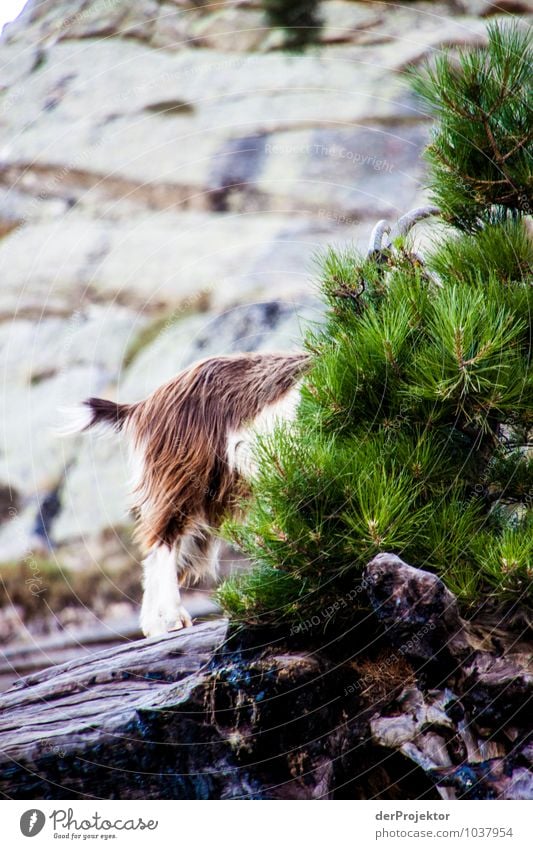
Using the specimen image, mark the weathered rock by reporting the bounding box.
[0,365,107,494]
[361,554,533,798]
[0,208,358,316]
[257,124,430,219]
[0,615,443,799]
[187,7,269,52]
[320,1,384,44]
[0,305,141,385]
[364,552,469,667]
[456,0,533,17]
[0,304,146,558]
[0,308,141,486]
[0,620,354,800]
[433,755,533,800]
[0,557,530,799]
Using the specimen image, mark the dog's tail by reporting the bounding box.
[58,397,135,436]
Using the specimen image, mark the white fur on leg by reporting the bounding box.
[140,544,193,638]
[177,527,219,585]
[227,385,301,478]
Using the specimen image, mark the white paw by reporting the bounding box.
[170,605,193,631]
[141,602,193,638]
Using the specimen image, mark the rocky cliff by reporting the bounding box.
[0,0,527,592]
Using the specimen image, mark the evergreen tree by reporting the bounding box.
[410,23,532,230]
[218,23,533,628]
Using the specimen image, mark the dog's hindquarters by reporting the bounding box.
[66,352,309,636]
[128,352,309,550]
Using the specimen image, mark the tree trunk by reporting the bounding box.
[0,555,531,800]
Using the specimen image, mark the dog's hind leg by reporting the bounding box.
[177,527,220,586]
[140,543,193,638]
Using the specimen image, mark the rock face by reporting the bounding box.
[0,0,523,567]
[1,558,531,799]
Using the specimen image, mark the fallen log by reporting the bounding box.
[0,556,531,800]
[0,595,220,692]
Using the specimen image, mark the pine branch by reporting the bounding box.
[408,22,532,229]
[219,24,533,631]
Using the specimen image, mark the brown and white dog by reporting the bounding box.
[66,352,309,637]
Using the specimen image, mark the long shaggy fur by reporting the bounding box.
[72,351,309,636]
[129,351,309,549]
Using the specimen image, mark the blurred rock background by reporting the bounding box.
[0,0,529,673]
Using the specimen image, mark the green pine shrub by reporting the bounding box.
[218,23,533,628]
[409,23,532,231]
